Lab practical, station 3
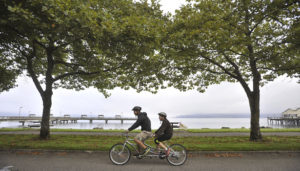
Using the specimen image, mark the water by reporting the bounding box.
[0,117,271,129]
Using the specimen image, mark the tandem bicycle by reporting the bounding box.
[109,133,187,166]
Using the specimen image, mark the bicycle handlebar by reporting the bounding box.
[122,132,129,138]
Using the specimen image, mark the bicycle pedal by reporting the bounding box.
[136,155,143,159]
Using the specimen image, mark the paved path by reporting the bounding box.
[1,131,300,137]
[0,151,299,171]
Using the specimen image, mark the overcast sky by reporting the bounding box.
[0,0,299,117]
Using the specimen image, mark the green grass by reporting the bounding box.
[1,128,300,133]
[0,128,34,132]
[186,128,300,133]
[0,134,299,151]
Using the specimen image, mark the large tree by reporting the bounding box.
[162,0,299,141]
[0,0,165,139]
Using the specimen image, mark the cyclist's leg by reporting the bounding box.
[154,138,162,151]
[140,131,152,155]
[134,132,147,150]
[157,134,172,153]
[159,142,167,149]
[134,131,152,154]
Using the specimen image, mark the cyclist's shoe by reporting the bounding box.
[142,147,151,156]
[165,148,170,156]
[133,153,140,156]
[159,151,166,159]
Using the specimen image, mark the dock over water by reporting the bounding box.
[267,117,300,127]
[0,116,137,126]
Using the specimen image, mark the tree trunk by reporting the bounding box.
[40,90,52,139]
[26,41,55,139]
[248,88,262,141]
[40,46,54,139]
[238,73,262,141]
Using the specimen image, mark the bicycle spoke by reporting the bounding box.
[109,144,131,165]
[166,144,187,166]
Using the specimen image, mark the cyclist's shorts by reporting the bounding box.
[154,134,172,145]
[135,131,152,142]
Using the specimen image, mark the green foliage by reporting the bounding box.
[0,0,166,95]
[0,58,19,92]
[162,0,300,91]
[0,0,166,138]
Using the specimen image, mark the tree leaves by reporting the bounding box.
[0,0,166,95]
[162,0,299,93]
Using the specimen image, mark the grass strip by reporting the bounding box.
[1,128,300,133]
[0,134,299,151]
[186,128,300,133]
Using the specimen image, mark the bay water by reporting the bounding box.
[0,117,271,130]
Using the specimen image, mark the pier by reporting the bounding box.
[267,117,300,127]
[0,116,137,126]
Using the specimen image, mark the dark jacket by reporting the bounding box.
[155,119,173,137]
[128,112,151,132]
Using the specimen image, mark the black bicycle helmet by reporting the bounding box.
[132,106,142,111]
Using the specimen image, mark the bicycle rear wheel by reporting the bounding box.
[109,143,131,165]
[166,144,187,166]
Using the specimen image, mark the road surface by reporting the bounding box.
[0,151,299,171]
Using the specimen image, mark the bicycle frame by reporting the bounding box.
[109,134,187,166]
[121,134,168,158]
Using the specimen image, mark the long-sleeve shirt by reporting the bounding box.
[155,119,173,137]
[128,112,151,132]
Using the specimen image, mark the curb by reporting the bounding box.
[0,149,108,154]
[188,151,300,154]
[1,149,300,154]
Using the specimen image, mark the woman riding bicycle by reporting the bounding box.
[154,112,173,156]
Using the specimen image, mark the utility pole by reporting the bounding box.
[18,106,23,119]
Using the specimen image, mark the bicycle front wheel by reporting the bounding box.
[166,144,187,166]
[109,143,131,165]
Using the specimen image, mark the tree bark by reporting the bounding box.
[39,45,54,139]
[40,89,52,139]
[248,89,262,141]
[237,69,262,141]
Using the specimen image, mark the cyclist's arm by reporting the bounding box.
[155,120,167,136]
[128,117,142,131]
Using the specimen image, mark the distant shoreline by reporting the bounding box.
[176,113,278,118]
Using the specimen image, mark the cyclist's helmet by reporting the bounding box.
[158,112,167,118]
[132,106,142,111]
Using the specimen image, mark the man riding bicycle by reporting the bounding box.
[154,112,173,156]
[126,106,152,155]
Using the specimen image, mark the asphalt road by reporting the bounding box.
[0,151,299,171]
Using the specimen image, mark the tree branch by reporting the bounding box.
[52,63,124,82]
[228,49,248,58]
[24,41,45,96]
[199,52,239,80]
[221,51,252,95]
[258,66,300,72]
[53,60,82,68]
[33,39,47,49]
